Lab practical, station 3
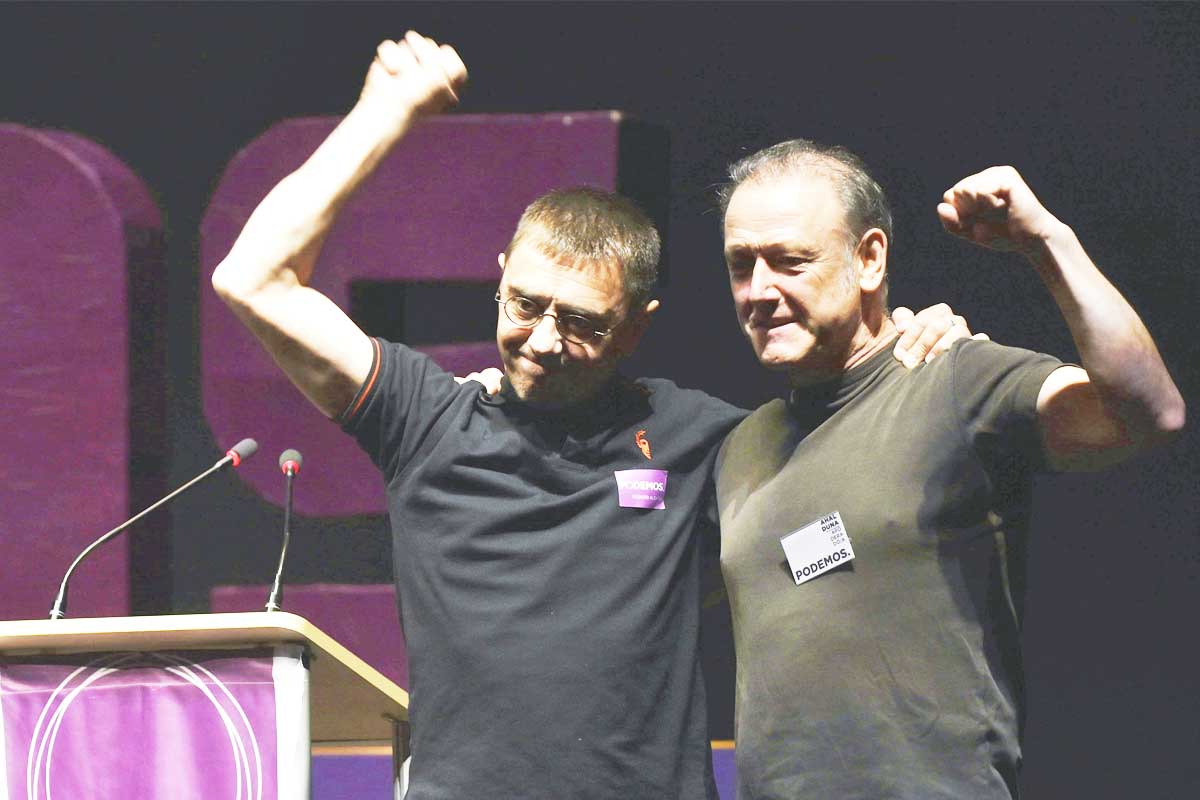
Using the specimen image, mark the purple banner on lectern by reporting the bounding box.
[0,650,301,800]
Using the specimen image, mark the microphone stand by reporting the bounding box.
[265,451,300,612]
[50,440,257,620]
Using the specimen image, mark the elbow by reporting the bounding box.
[211,256,258,308]
[1155,391,1186,440]
[1136,389,1186,449]
[210,258,238,302]
[1118,366,1186,447]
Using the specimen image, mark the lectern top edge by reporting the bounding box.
[0,611,410,737]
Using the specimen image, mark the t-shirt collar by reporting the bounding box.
[787,335,900,427]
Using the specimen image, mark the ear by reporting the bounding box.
[611,298,660,358]
[855,228,888,294]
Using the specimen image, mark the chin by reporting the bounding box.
[756,355,796,372]
[749,326,806,360]
[511,376,571,409]
[510,376,547,403]
[754,342,809,370]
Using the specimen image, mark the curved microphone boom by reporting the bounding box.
[265,448,302,612]
[49,438,258,620]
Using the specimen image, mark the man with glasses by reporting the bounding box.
[214,33,965,798]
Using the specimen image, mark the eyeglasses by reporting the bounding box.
[495,292,614,345]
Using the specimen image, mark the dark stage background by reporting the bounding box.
[3,3,1198,797]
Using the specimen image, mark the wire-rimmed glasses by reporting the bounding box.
[495,292,613,345]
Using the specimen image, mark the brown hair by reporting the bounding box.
[506,187,661,308]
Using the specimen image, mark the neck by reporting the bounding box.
[844,315,898,370]
[787,306,896,388]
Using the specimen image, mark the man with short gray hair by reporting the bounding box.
[715,140,1184,798]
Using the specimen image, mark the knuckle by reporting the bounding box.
[918,326,942,343]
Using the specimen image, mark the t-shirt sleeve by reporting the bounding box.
[951,339,1065,474]
[338,337,463,480]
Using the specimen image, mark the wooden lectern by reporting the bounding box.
[0,612,409,799]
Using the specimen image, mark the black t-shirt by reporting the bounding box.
[343,338,746,799]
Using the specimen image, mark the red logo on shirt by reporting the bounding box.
[635,430,652,460]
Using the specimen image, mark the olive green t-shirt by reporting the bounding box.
[717,338,1062,800]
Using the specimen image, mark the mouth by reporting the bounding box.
[516,353,553,377]
[748,317,796,333]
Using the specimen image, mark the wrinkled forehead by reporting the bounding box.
[723,169,849,246]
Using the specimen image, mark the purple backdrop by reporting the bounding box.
[199,112,632,516]
[0,125,164,621]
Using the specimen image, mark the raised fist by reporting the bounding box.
[359,30,468,121]
[937,166,1061,256]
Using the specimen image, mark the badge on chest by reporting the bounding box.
[780,511,855,585]
[614,469,669,509]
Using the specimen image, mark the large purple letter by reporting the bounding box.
[0,125,166,620]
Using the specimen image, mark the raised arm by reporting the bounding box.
[211,31,467,418]
[939,166,1185,470]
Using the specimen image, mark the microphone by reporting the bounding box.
[279,449,302,477]
[265,448,302,612]
[49,438,258,620]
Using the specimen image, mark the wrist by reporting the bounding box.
[1027,220,1085,288]
[1024,218,1072,268]
[348,96,419,141]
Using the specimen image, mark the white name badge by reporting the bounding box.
[780,511,855,586]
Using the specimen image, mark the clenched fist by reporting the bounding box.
[938,166,1061,257]
[359,30,468,124]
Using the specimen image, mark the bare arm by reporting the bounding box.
[939,166,1185,471]
[211,32,468,418]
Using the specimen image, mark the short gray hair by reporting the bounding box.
[718,139,893,254]
[505,187,660,308]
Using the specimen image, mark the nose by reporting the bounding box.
[526,314,564,356]
[748,258,780,304]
